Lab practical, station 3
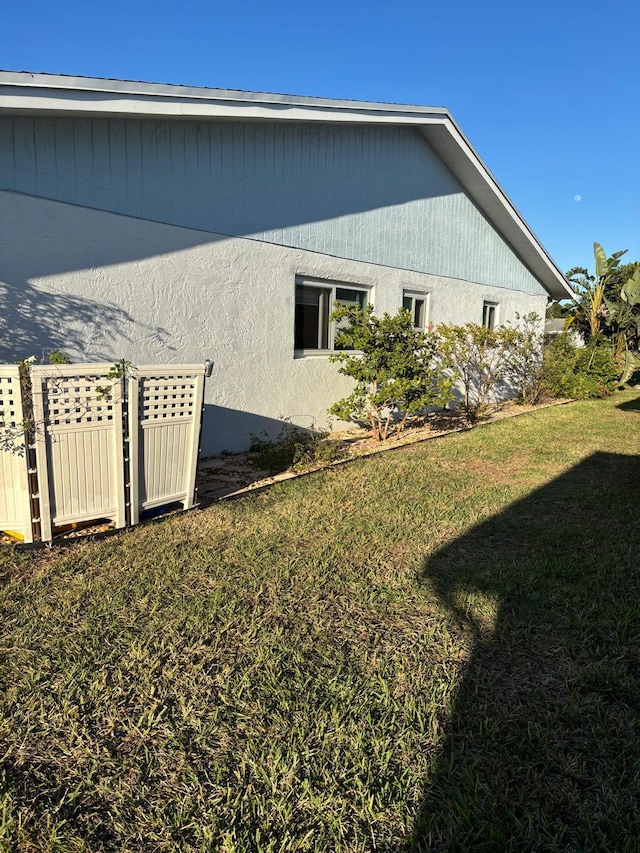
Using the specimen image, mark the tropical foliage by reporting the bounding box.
[565,243,629,340]
[602,267,640,383]
[564,243,640,385]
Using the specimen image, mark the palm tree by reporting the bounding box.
[566,243,628,341]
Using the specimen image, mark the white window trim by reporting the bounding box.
[402,290,430,331]
[294,276,372,356]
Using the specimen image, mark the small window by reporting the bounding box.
[482,301,498,330]
[295,279,369,352]
[402,291,428,330]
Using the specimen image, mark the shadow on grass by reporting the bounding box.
[413,452,640,850]
[616,394,640,412]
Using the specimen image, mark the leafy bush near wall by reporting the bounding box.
[48,350,71,365]
[540,334,619,399]
[437,314,547,412]
[324,311,620,443]
[501,313,545,404]
[328,306,455,441]
[436,322,514,414]
[327,310,553,440]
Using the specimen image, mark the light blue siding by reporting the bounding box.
[0,116,545,295]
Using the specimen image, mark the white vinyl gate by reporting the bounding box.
[30,364,127,542]
[129,367,205,525]
[0,363,205,543]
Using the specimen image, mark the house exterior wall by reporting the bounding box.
[0,116,546,296]
[0,191,546,455]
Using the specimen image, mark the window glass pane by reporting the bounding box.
[295,281,369,353]
[403,292,427,328]
[334,288,367,351]
[336,287,366,310]
[483,302,496,330]
[295,285,329,349]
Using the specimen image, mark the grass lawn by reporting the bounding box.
[2,392,640,851]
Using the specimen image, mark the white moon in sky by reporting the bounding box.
[574,194,582,202]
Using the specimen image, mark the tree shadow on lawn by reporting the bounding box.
[413,452,640,851]
[616,394,640,412]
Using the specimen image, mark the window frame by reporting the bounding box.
[482,301,499,330]
[294,277,371,355]
[402,290,430,331]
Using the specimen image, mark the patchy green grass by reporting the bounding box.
[1,392,640,851]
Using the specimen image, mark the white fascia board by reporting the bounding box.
[0,71,574,300]
[0,87,447,125]
[0,72,450,122]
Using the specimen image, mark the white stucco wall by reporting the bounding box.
[0,191,546,454]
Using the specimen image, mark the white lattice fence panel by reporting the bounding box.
[129,366,205,524]
[31,365,126,541]
[0,366,33,543]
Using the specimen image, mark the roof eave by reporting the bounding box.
[0,71,574,300]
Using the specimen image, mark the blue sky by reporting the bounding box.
[2,0,638,276]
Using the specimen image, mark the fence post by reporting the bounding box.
[184,370,205,510]
[30,370,52,542]
[0,366,34,543]
[128,371,141,527]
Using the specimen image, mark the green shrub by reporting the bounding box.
[48,349,71,364]
[329,305,454,441]
[540,335,619,399]
[250,421,344,474]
